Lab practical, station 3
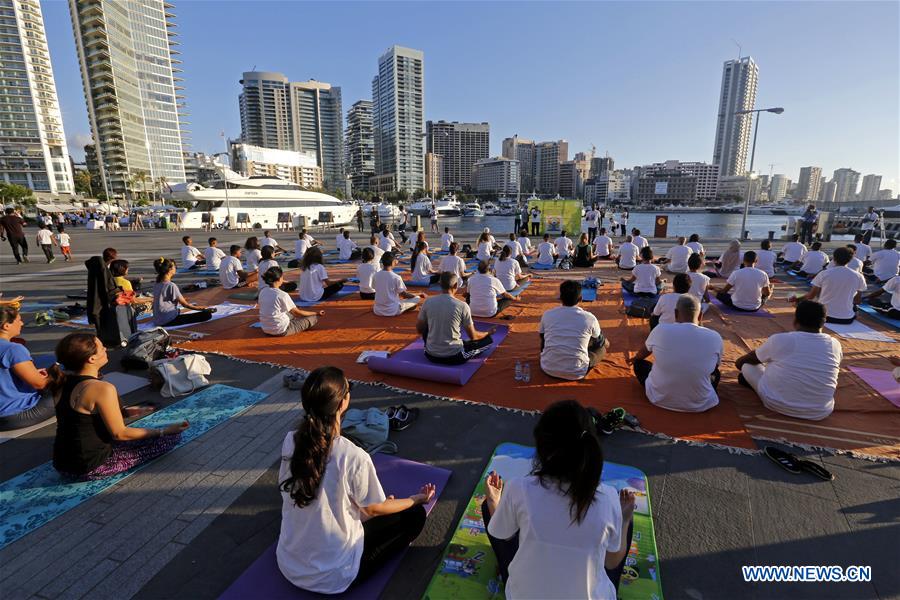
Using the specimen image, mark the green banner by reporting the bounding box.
[527,199,583,236]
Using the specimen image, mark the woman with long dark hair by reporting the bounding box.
[244,236,262,272]
[151,258,213,327]
[574,232,599,267]
[52,333,189,479]
[482,400,635,599]
[410,241,440,285]
[494,245,531,292]
[298,247,346,303]
[277,367,435,593]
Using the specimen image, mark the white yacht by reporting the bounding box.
[407,196,462,217]
[461,202,484,217]
[171,170,357,229]
[361,202,401,220]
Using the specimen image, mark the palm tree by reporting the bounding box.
[157,176,169,204]
[133,170,149,205]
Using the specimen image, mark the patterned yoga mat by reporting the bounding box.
[0,384,267,550]
[423,443,663,600]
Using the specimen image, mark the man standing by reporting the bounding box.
[799,204,818,245]
[629,294,723,412]
[0,207,28,263]
[620,210,629,237]
[417,272,495,364]
[529,205,541,236]
[860,206,879,245]
[735,301,841,420]
[585,204,599,243]
[539,280,609,380]
[397,206,409,243]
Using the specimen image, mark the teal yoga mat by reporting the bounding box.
[0,384,267,550]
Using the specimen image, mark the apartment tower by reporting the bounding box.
[712,56,758,177]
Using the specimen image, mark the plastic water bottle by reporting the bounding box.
[514,360,522,381]
[522,363,531,383]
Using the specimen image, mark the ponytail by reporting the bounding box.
[49,333,100,395]
[154,257,175,282]
[499,245,512,261]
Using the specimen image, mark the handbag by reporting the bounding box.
[151,354,211,397]
[340,408,397,454]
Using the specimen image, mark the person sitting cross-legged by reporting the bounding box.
[650,273,692,330]
[865,275,900,319]
[259,267,322,336]
[735,300,841,421]
[438,242,470,286]
[468,261,517,318]
[662,237,693,274]
[621,246,663,297]
[417,272,495,364]
[797,241,829,277]
[628,294,723,412]
[374,252,424,316]
[792,246,867,324]
[337,230,361,261]
[298,247,346,303]
[535,233,557,267]
[539,280,609,380]
[713,250,771,312]
[871,238,899,283]
[494,245,531,292]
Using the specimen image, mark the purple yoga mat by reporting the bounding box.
[367,323,510,385]
[219,454,451,600]
[849,367,900,408]
[710,297,775,318]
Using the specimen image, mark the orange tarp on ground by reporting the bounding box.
[177,262,900,460]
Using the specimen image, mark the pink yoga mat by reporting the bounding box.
[849,367,900,408]
[219,454,451,600]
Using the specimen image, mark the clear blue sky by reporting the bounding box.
[43,0,899,190]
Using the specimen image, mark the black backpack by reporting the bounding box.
[625,296,657,318]
[121,327,170,370]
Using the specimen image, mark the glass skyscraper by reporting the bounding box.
[712,56,758,178]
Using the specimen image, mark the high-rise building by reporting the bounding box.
[238,72,344,189]
[858,174,882,203]
[585,171,631,205]
[559,158,590,199]
[590,156,614,178]
[712,56,758,177]
[716,175,762,204]
[426,121,489,190]
[769,174,789,201]
[820,180,837,204]
[877,189,894,201]
[831,168,860,202]
[795,167,822,203]
[640,160,719,202]
[230,142,322,189]
[372,45,424,192]
[71,0,188,197]
[0,0,73,194]
[345,100,374,193]
[534,140,568,195]
[472,157,519,195]
[424,152,442,194]
[502,135,535,192]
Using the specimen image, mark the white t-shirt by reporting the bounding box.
[411,253,434,282]
[593,235,612,257]
[181,245,202,268]
[756,249,777,276]
[539,305,602,380]
[871,249,900,281]
[517,236,532,255]
[811,266,867,320]
[800,250,828,274]
[260,236,278,249]
[686,241,704,255]
[295,238,310,259]
[365,244,384,266]
[504,240,522,259]
[644,323,723,412]
[537,241,556,264]
[651,292,682,325]
[57,232,71,247]
[257,259,279,288]
[378,232,395,252]
[373,270,407,316]
[219,255,242,289]
[585,210,599,228]
[440,232,454,251]
[439,254,467,281]
[554,236,573,258]
[688,271,710,300]
[632,235,648,249]
[299,263,328,302]
[725,267,769,310]
[337,237,358,260]
[259,286,294,334]
[618,242,638,268]
[632,263,661,294]
[476,242,493,262]
[468,272,506,317]
[357,262,378,294]
[883,276,900,310]
[665,245,693,273]
[860,211,878,231]
[36,229,53,245]
[276,435,385,594]
[854,242,872,262]
[494,258,522,291]
[755,332,842,420]
[204,246,226,270]
[246,248,262,272]
[782,242,807,263]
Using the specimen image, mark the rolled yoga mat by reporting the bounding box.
[367,323,509,386]
[0,384,268,550]
[423,443,663,600]
[218,454,452,600]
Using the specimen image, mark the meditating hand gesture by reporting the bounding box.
[411,483,436,505]
[619,488,636,521]
[484,470,503,514]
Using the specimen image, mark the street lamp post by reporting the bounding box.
[211,151,231,229]
[735,107,784,239]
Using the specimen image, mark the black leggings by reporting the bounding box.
[530,222,540,235]
[352,504,426,585]
[425,335,494,365]
[359,291,376,300]
[321,281,344,300]
[621,280,657,297]
[0,393,56,432]
[6,235,28,261]
[715,291,760,312]
[634,359,721,389]
[481,500,633,589]
[165,310,213,327]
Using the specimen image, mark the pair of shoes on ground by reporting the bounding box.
[764,446,834,481]
[386,405,419,431]
[283,371,305,390]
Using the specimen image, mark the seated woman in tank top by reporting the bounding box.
[52,333,189,479]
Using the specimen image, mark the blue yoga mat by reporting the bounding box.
[860,304,900,330]
[582,286,598,302]
[294,285,359,308]
[530,262,555,270]
[508,280,532,297]
[0,384,267,550]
